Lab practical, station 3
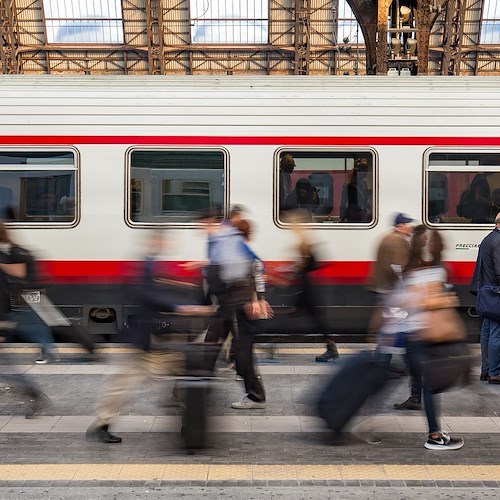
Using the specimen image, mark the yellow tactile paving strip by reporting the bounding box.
[0,464,499,481]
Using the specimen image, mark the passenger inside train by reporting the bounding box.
[339,156,373,223]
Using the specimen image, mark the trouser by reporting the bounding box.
[6,310,56,356]
[406,338,439,434]
[480,317,500,376]
[233,308,265,403]
[89,350,184,430]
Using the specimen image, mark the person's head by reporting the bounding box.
[495,212,500,228]
[235,219,252,242]
[294,178,316,202]
[428,229,444,265]
[229,204,245,224]
[404,224,427,272]
[145,230,165,257]
[280,154,296,174]
[350,157,370,186]
[393,212,414,237]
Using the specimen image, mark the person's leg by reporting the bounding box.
[11,311,58,362]
[423,386,440,434]
[487,319,500,378]
[87,354,147,442]
[394,338,422,410]
[480,318,490,379]
[232,310,265,406]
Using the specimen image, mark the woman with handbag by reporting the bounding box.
[391,228,466,451]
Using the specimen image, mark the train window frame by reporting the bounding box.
[0,147,80,228]
[274,147,378,229]
[125,146,229,228]
[423,148,500,229]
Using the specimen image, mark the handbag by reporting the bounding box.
[422,342,472,393]
[418,306,467,343]
[476,285,500,322]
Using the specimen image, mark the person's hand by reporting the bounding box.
[258,300,274,319]
[176,305,216,316]
[179,261,207,271]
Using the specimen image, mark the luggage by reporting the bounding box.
[422,341,472,394]
[179,377,211,452]
[317,351,388,434]
[178,343,219,452]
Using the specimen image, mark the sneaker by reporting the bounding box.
[315,345,339,363]
[424,431,464,451]
[35,353,61,365]
[231,396,266,409]
[393,397,422,411]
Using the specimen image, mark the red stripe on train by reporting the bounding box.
[38,260,476,286]
[0,135,499,146]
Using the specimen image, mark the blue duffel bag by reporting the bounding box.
[476,285,500,322]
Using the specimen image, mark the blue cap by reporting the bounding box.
[394,213,414,226]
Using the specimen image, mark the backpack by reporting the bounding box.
[456,188,474,219]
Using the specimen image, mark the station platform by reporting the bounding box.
[1,342,500,499]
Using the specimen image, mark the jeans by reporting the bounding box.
[406,338,439,434]
[480,318,500,376]
[6,309,56,356]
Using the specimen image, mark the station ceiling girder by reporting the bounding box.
[1,0,499,75]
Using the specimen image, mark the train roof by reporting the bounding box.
[0,76,499,135]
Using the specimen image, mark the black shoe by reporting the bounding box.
[393,397,421,411]
[480,372,490,382]
[315,345,339,363]
[86,425,122,443]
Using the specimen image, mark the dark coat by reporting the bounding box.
[470,228,500,294]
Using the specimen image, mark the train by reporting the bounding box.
[1,74,500,340]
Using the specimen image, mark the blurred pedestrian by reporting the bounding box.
[285,209,339,362]
[0,224,58,364]
[367,213,414,376]
[86,231,213,443]
[390,229,464,450]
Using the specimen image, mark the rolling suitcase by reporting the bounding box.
[317,351,388,434]
[179,343,219,452]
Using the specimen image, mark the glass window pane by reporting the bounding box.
[278,150,374,225]
[44,0,124,44]
[426,152,500,225]
[190,0,269,44]
[0,150,76,223]
[129,150,225,224]
[480,0,500,45]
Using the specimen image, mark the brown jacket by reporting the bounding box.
[369,231,411,293]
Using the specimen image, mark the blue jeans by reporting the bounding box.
[406,339,439,434]
[481,318,500,376]
[6,309,56,356]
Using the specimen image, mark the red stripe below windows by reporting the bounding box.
[0,135,500,146]
[38,260,476,286]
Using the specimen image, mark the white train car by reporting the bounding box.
[1,75,499,339]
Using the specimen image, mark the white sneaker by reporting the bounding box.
[424,431,464,451]
[231,396,266,409]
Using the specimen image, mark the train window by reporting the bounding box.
[127,149,226,225]
[277,150,375,225]
[425,151,500,225]
[0,150,77,224]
